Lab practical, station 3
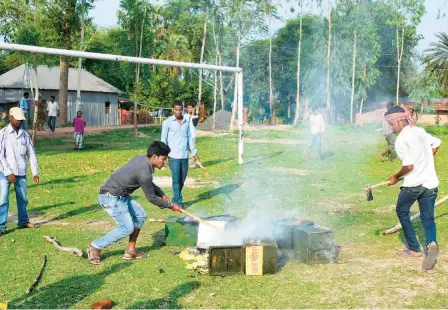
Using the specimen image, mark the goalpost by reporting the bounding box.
[0,43,244,165]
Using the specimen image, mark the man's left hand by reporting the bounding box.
[33,176,40,185]
[162,195,169,201]
[388,175,398,186]
[193,154,199,161]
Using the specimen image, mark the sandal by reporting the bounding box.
[87,246,102,265]
[422,242,438,270]
[18,222,39,229]
[123,250,148,260]
[400,248,422,257]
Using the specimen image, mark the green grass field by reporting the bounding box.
[1,124,447,309]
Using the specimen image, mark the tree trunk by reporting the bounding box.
[230,1,243,131]
[396,26,404,106]
[325,0,332,120]
[197,11,208,112]
[268,33,273,125]
[134,3,147,134]
[350,29,357,124]
[294,0,303,125]
[213,66,218,130]
[58,56,69,125]
[76,0,85,111]
[359,64,366,115]
[305,97,309,120]
[230,31,241,131]
[219,52,224,110]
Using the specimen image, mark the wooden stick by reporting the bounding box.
[181,209,217,228]
[148,218,165,223]
[365,177,404,191]
[383,195,448,235]
[43,236,83,257]
[26,254,47,294]
[195,158,209,176]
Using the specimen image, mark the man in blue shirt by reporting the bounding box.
[18,92,29,131]
[161,100,197,207]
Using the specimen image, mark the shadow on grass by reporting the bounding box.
[129,281,200,309]
[101,228,167,261]
[244,151,284,165]
[29,201,76,216]
[37,204,100,225]
[30,174,103,188]
[185,184,241,207]
[10,262,131,309]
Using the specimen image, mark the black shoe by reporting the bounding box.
[0,230,5,236]
[422,242,438,270]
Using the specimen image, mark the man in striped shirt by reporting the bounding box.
[0,108,39,236]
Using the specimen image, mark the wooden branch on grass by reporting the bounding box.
[26,254,47,294]
[43,236,83,257]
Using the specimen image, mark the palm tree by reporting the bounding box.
[158,33,192,76]
[425,32,448,93]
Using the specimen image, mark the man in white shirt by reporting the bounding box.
[386,106,441,270]
[304,107,325,160]
[47,96,59,133]
[0,108,40,236]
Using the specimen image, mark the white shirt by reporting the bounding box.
[185,113,198,138]
[309,114,325,134]
[47,101,59,117]
[0,124,39,176]
[395,125,441,189]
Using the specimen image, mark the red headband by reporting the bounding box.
[385,109,414,127]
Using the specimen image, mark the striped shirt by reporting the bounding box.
[381,114,394,135]
[0,124,38,176]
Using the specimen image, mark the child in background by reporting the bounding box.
[73,111,86,150]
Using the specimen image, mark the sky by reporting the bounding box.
[90,0,448,55]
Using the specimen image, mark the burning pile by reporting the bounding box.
[165,215,340,276]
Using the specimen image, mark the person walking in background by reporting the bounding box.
[385,106,441,270]
[18,92,29,132]
[304,106,325,161]
[161,100,197,207]
[47,96,59,133]
[0,108,39,236]
[185,103,199,168]
[73,111,86,150]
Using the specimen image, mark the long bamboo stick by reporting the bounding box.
[383,195,448,235]
[181,209,217,229]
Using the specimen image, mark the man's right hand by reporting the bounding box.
[7,175,17,183]
[171,203,183,213]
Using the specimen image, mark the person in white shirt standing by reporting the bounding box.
[47,96,59,133]
[304,106,325,161]
[185,104,199,168]
[386,106,441,270]
[0,108,40,237]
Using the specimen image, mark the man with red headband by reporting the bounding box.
[385,106,441,270]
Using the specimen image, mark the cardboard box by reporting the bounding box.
[245,240,278,275]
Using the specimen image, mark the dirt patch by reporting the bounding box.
[196,130,232,137]
[83,220,114,231]
[153,176,220,188]
[245,138,307,145]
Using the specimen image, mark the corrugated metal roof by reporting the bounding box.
[0,64,122,94]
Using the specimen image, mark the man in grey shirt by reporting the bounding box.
[87,141,182,265]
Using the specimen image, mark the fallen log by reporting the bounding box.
[383,195,448,235]
[26,254,47,294]
[43,236,83,257]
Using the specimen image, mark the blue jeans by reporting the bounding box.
[48,116,56,132]
[396,186,438,252]
[169,158,188,206]
[92,194,147,250]
[0,172,29,233]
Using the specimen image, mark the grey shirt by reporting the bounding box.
[100,156,171,208]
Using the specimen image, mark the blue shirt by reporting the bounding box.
[161,115,197,159]
[19,97,28,110]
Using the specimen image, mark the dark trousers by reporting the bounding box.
[169,158,188,206]
[396,186,438,252]
[48,116,56,132]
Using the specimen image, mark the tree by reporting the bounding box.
[425,32,448,95]
[158,33,192,75]
[293,0,304,124]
